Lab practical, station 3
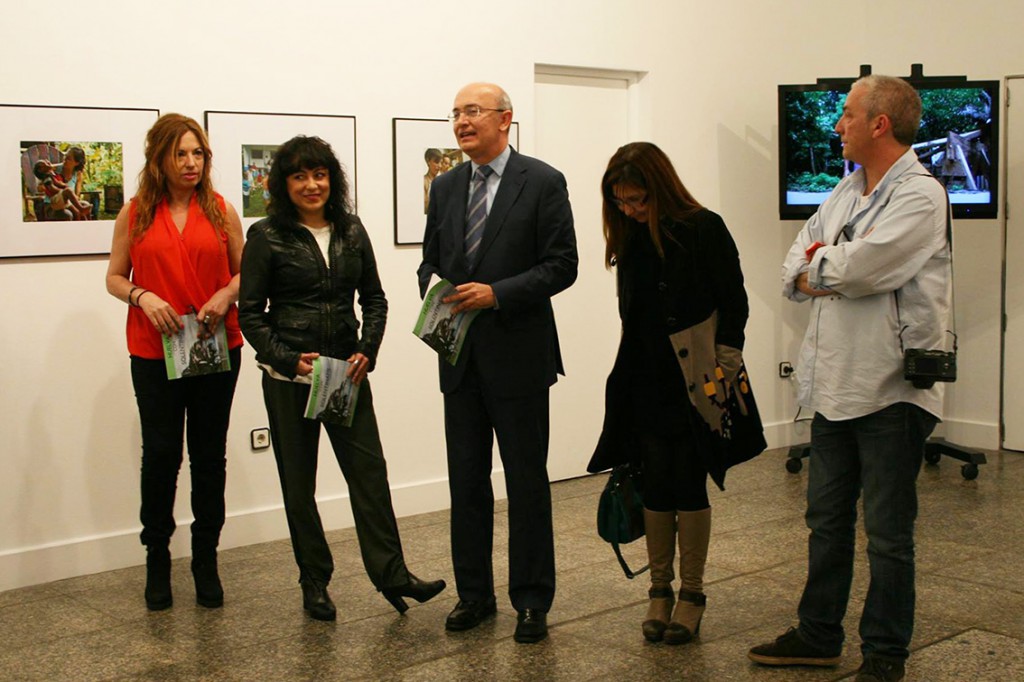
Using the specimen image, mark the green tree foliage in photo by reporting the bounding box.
[61,141,124,219]
[784,90,846,191]
[918,88,990,143]
[784,86,991,194]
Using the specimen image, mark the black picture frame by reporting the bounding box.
[392,117,520,245]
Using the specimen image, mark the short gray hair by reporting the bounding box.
[854,75,922,146]
[495,88,513,112]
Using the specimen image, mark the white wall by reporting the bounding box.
[0,0,1018,591]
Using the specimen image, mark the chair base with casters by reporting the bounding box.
[784,437,985,480]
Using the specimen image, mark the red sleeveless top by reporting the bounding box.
[126,194,243,359]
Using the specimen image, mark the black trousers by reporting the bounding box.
[443,365,555,612]
[130,347,241,552]
[261,374,409,589]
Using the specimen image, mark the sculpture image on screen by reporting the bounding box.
[778,73,999,221]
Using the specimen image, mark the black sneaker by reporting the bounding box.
[748,627,841,667]
[855,656,905,681]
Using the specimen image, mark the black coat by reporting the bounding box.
[238,215,387,379]
[587,208,766,489]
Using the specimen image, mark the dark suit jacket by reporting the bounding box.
[418,148,578,397]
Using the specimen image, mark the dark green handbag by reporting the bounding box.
[597,464,649,579]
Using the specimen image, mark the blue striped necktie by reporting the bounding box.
[464,165,493,268]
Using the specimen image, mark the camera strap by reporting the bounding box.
[894,173,957,354]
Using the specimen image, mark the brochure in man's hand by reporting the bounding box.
[413,276,481,366]
[162,313,231,380]
[304,356,360,427]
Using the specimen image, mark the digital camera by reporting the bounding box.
[903,348,957,389]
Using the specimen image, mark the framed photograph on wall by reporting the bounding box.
[392,117,520,245]
[2,103,158,259]
[204,111,357,229]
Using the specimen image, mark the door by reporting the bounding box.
[1003,76,1024,450]
[534,68,639,481]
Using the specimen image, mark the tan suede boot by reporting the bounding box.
[641,509,677,642]
[664,507,711,645]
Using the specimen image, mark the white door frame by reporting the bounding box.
[534,63,649,140]
[1001,75,1024,450]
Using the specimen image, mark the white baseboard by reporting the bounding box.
[6,418,997,595]
[0,477,461,594]
[763,418,813,450]
[932,418,1000,450]
[762,417,999,452]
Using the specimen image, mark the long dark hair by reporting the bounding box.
[601,142,703,267]
[267,135,351,230]
[64,146,86,172]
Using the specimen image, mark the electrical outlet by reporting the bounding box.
[250,427,271,450]
[779,361,795,379]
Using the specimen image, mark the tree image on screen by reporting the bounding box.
[784,90,846,201]
[784,85,993,209]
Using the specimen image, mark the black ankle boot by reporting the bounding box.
[191,551,224,608]
[301,580,336,621]
[145,547,172,611]
[381,573,447,614]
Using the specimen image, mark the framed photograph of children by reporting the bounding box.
[204,111,357,229]
[392,117,520,245]
[2,103,158,259]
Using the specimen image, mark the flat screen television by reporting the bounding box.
[778,77,999,220]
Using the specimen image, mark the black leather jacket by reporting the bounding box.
[238,215,387,379]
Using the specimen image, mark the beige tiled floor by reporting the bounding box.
[1,447,1021,681]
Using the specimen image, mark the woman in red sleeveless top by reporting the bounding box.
[105,114,244,611]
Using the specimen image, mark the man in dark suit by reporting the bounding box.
[418,82,578,643]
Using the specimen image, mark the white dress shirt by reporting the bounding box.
[781,148,952,420]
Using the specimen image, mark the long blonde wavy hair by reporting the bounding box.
[131,113,225,239]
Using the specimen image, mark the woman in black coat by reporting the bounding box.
[238,136,445,621]
[588,142,764,645]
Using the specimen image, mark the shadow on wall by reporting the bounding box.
[716,120,810,428]
[6,307,141,588]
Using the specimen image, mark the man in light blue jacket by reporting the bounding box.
[750,75,952,682]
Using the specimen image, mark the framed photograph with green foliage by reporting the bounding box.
[2,103,158,259]
[203,111,357,229]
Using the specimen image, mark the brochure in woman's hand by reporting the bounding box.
[413,276,481,366]
[304,356,360,427]
[162,313,230,380]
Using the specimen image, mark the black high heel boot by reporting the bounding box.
[191,550,224,608]
[301,580,336,621]
[381,573,447,614]
[145,547,173,611]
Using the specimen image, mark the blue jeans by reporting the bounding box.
[797,402,937,661]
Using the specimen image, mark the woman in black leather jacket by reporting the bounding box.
[238,135,445,621]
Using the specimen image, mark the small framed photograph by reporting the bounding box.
[203,111,357,228]
[2,103,158,259]
[392,117,519,245]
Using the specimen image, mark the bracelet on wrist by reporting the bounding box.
[127,286,140,307]
[136,289,152,306]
